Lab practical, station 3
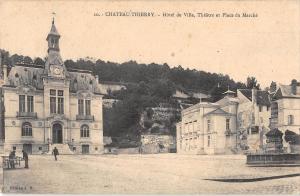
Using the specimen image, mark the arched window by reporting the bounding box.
[22,122,32,136]
[80,125,89,138]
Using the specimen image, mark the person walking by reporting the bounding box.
[8,150,16,169]
[52,147,59,161]
[22,150,29,168]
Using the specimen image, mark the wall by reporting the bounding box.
[277,98,300,134]
[141,134,175,153]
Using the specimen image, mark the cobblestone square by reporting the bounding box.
[2,154,300,194]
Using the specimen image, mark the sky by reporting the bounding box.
[0,0,299,88]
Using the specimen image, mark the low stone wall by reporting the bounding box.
[247,153,300,165]
[117,147,140,154]
[290,145,300,153]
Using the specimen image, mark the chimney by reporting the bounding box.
[291,79,297,95]
[252,87,257,104]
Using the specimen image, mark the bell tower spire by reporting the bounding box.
[44,14,66,78]
[46,12,60,53]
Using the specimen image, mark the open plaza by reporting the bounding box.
[2,154,300,194]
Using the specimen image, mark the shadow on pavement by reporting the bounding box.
[205,173,300,183]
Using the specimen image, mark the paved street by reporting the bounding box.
[2,154,300,194]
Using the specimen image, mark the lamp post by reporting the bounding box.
[72,139,75,152]
[47,138,51,153]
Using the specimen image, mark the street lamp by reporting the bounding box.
[47,138,51,152]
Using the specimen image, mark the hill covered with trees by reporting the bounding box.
[0,49,261,140]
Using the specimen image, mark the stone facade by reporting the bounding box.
[141,134,176,153]
[1,19,103,155]
[270,81,300,134]
[270,81,300,152]
[176,91,238,155]
[237,88,271,151]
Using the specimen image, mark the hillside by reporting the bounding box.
[0,49,260,141]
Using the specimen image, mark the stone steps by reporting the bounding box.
[49,144,74,155]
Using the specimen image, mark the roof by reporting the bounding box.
[239,89,271,106]
[274,84,300,98]
[47,20,60,38]
[204,108,232,116]
[5,65,104,95]
[216,95,239,105]
[222,89,235,94]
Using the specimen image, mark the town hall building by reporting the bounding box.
[0,19,104,154]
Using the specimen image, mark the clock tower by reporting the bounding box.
[45,17,66,78]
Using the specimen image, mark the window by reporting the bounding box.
[78,100,84,115]
[19,95,25,112]
[208,136,211,147]
[288,115,294,125]
[22,122,32,136]
[13,146,16,150]
[207,120,211,132]
[57,91,64,114]
[50,97,56,113]
[50,89,64,114]
[58,90,64,96]
[267,106,270,111]
[193,120,198,131]
[252,113,255,124]
[271,102,278,119]
[57,97,64,114]
[226,119,230,131]
[38,147,42,151]
[80,125,90,138]
[50,89,56,96]
[27,96,34,113]
[78,99,91,116]
[85,100,91,115]
[259,106,262,112]
[19,95,35,113]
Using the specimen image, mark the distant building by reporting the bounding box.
[176,91,238,155]
[1,19,104,154]
[270,80,300,135]
[99,81,126,95]
[172,89,210,109]
[237,88,271,151]
[141,134,176,154]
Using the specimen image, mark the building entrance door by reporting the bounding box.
[52,123,63,144]
[82,145,89,154]
[23,144,32,154]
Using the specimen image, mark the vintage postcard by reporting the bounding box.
[0,0,300,194]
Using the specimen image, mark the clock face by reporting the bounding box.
[53,67,62,75]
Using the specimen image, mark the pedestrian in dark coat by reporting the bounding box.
[8,150,16,169]
[52,147,59,161]
[22,150,29,168]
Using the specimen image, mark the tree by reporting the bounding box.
[34,57,45,65]
[24,56,33,64]
[246,76,260,90]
